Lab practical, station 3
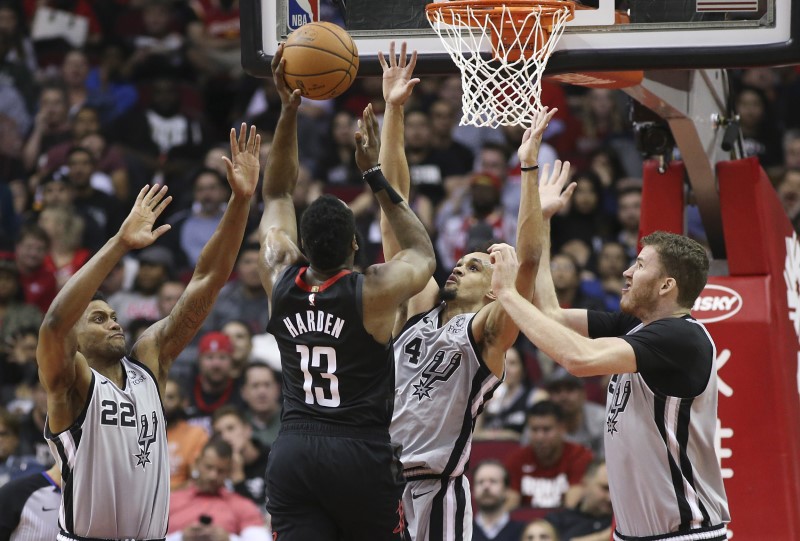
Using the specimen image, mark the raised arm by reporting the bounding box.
[472,108,558,375]
[490,244,636,376]
[38,185,172,430]
[257,44,305,302]
[532,161,589,335]
[377,42,439,325]
[135,124,260,381]
[358,104,436,343]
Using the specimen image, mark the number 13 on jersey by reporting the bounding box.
[297,345,340,407]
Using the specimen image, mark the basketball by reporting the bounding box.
[282,22,359,100]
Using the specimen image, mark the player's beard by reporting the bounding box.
[438,286,457,302]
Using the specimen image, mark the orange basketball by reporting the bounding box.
[282,22,359,100]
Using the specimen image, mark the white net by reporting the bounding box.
[426,1,574,128]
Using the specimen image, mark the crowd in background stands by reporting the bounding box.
[1,1,800,539]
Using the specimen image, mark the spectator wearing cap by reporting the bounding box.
[504,401,593,510]
[108,245,174,334]
[202,243,268,340]
[13,224,57,314]
[543,369,606,459]
[436,170,518,270]
[186,331,243,434]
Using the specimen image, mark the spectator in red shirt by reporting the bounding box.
[504,401,593,510]
[14,224,57,313]
[167,437,269,541]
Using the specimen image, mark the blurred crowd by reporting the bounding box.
[1,1,800,540]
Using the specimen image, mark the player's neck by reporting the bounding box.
[638,303,690,325]
[442,298,484,322]
[92,358,125,387]
[306,264,351,284]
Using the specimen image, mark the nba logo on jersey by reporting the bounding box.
[287,0,319,31]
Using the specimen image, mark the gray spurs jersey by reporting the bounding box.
[391,304,501,478]
[46,357,169,540]
[590,312,730,541]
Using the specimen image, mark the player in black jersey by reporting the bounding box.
[258,45,436,541]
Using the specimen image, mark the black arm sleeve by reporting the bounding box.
[619,317,714,398]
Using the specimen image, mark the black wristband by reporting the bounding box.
[520,164,539,172]
[363,168,404,204]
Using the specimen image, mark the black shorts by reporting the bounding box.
[266,421,408,541]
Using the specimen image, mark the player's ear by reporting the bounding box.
[352,235,358,252]
[660,277,677,297]
[486,288,497,302]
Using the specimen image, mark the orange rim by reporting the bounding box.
[426,0,576,27]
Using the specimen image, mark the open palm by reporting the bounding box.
[379,41,420,106]
[223,123,261,198]
[119,184,172,249]
[539,160,576,219]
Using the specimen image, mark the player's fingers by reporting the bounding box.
[378,50,387,69]
[238,122,247,151]
[153,194,172,217]
[389,41,396,67]
[222,156,234,178]
[228,127,237,154]
[561,182,577,202]
[152,224,172,240]
[399,41,407,67]
[134,185,148,206]
[247,125,257,153]
[408,49,418,72]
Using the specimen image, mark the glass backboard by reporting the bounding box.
[241,0,800,78]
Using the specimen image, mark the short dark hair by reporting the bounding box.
[202,435,233,460]
[66,145,95,165]
[211,404,247,426]
[300,194,355,271]
[640,231,709,308]
[242,362,279,386]
[473,459,510,487]
[238,242,261,261]
[527,400,565,422]
[16,223,51,248]
[192,167,227,189]
[91,291,107,303]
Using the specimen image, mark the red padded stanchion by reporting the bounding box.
[685,157,800,539]
[639,160,685,241]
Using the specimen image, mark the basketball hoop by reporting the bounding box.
[426,0,575,128]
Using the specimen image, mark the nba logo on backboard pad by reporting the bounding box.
[287,0,319,31]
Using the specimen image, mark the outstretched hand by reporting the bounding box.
[378,41,420,107]
[539,160,576,219]
[518,107,558,167]
[118,185,172,249]
[271,43,302,109]
[489,243,520,297]
[223,123,261,198]
[354,104,380,172]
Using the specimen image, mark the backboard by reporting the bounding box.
[241,0,800,78]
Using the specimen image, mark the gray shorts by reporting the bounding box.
[402,475,472,541]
